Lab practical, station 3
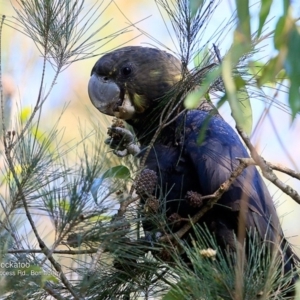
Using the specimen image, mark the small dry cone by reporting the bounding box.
[185,190,203,207]
[135,169,158,196]
[107,118,125,139]
[157,248,172,262]
[144,196,160,214]
[168,213,182,227]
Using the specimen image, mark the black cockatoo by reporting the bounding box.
[88,46,298,279]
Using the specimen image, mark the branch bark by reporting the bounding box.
[237,127,300,204]
[160,158,249,242]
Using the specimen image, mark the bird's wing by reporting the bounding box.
[182,110,282,241]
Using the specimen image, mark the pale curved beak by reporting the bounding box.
[88,74,136,120]
[88,74,121,116]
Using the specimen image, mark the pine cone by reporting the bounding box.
[144,196,160,214]
[157,248,172,262]
[185,191,203,207]
[107,118,125,139]
[168,213,182,226]
[135,169,157,196]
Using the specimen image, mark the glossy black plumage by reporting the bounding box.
[88,46,297,280]
[146,110,284,244]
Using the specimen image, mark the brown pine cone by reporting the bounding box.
[107,118,125,139]
[168,213,182,226]
[135,169,157,196]
[112,118,125,128]
[157,248,172,262]
[185,190,203,207]
[144,196,160,214]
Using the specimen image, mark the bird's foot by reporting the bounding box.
[106,126,141,157]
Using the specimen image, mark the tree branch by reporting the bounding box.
[160,158,249,242]
[237,127,300,204]
[237,157,300,181]
[4,138,82,299]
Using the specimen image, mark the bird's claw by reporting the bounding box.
[144,231,163,247]
[106,126,141,157]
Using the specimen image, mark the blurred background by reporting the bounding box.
[0,0,300,253]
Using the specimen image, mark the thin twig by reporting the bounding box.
[5,156,81,298]
[43,282,66,300]
[1,21,80,295]
[7,248,98,254]
[160,159,249,242]
[4,150,82,299]
[3,44,82,300]
[118,195,140,216]
[237,157,300,181]
[237,127,300,204]
[86,195,140,279]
